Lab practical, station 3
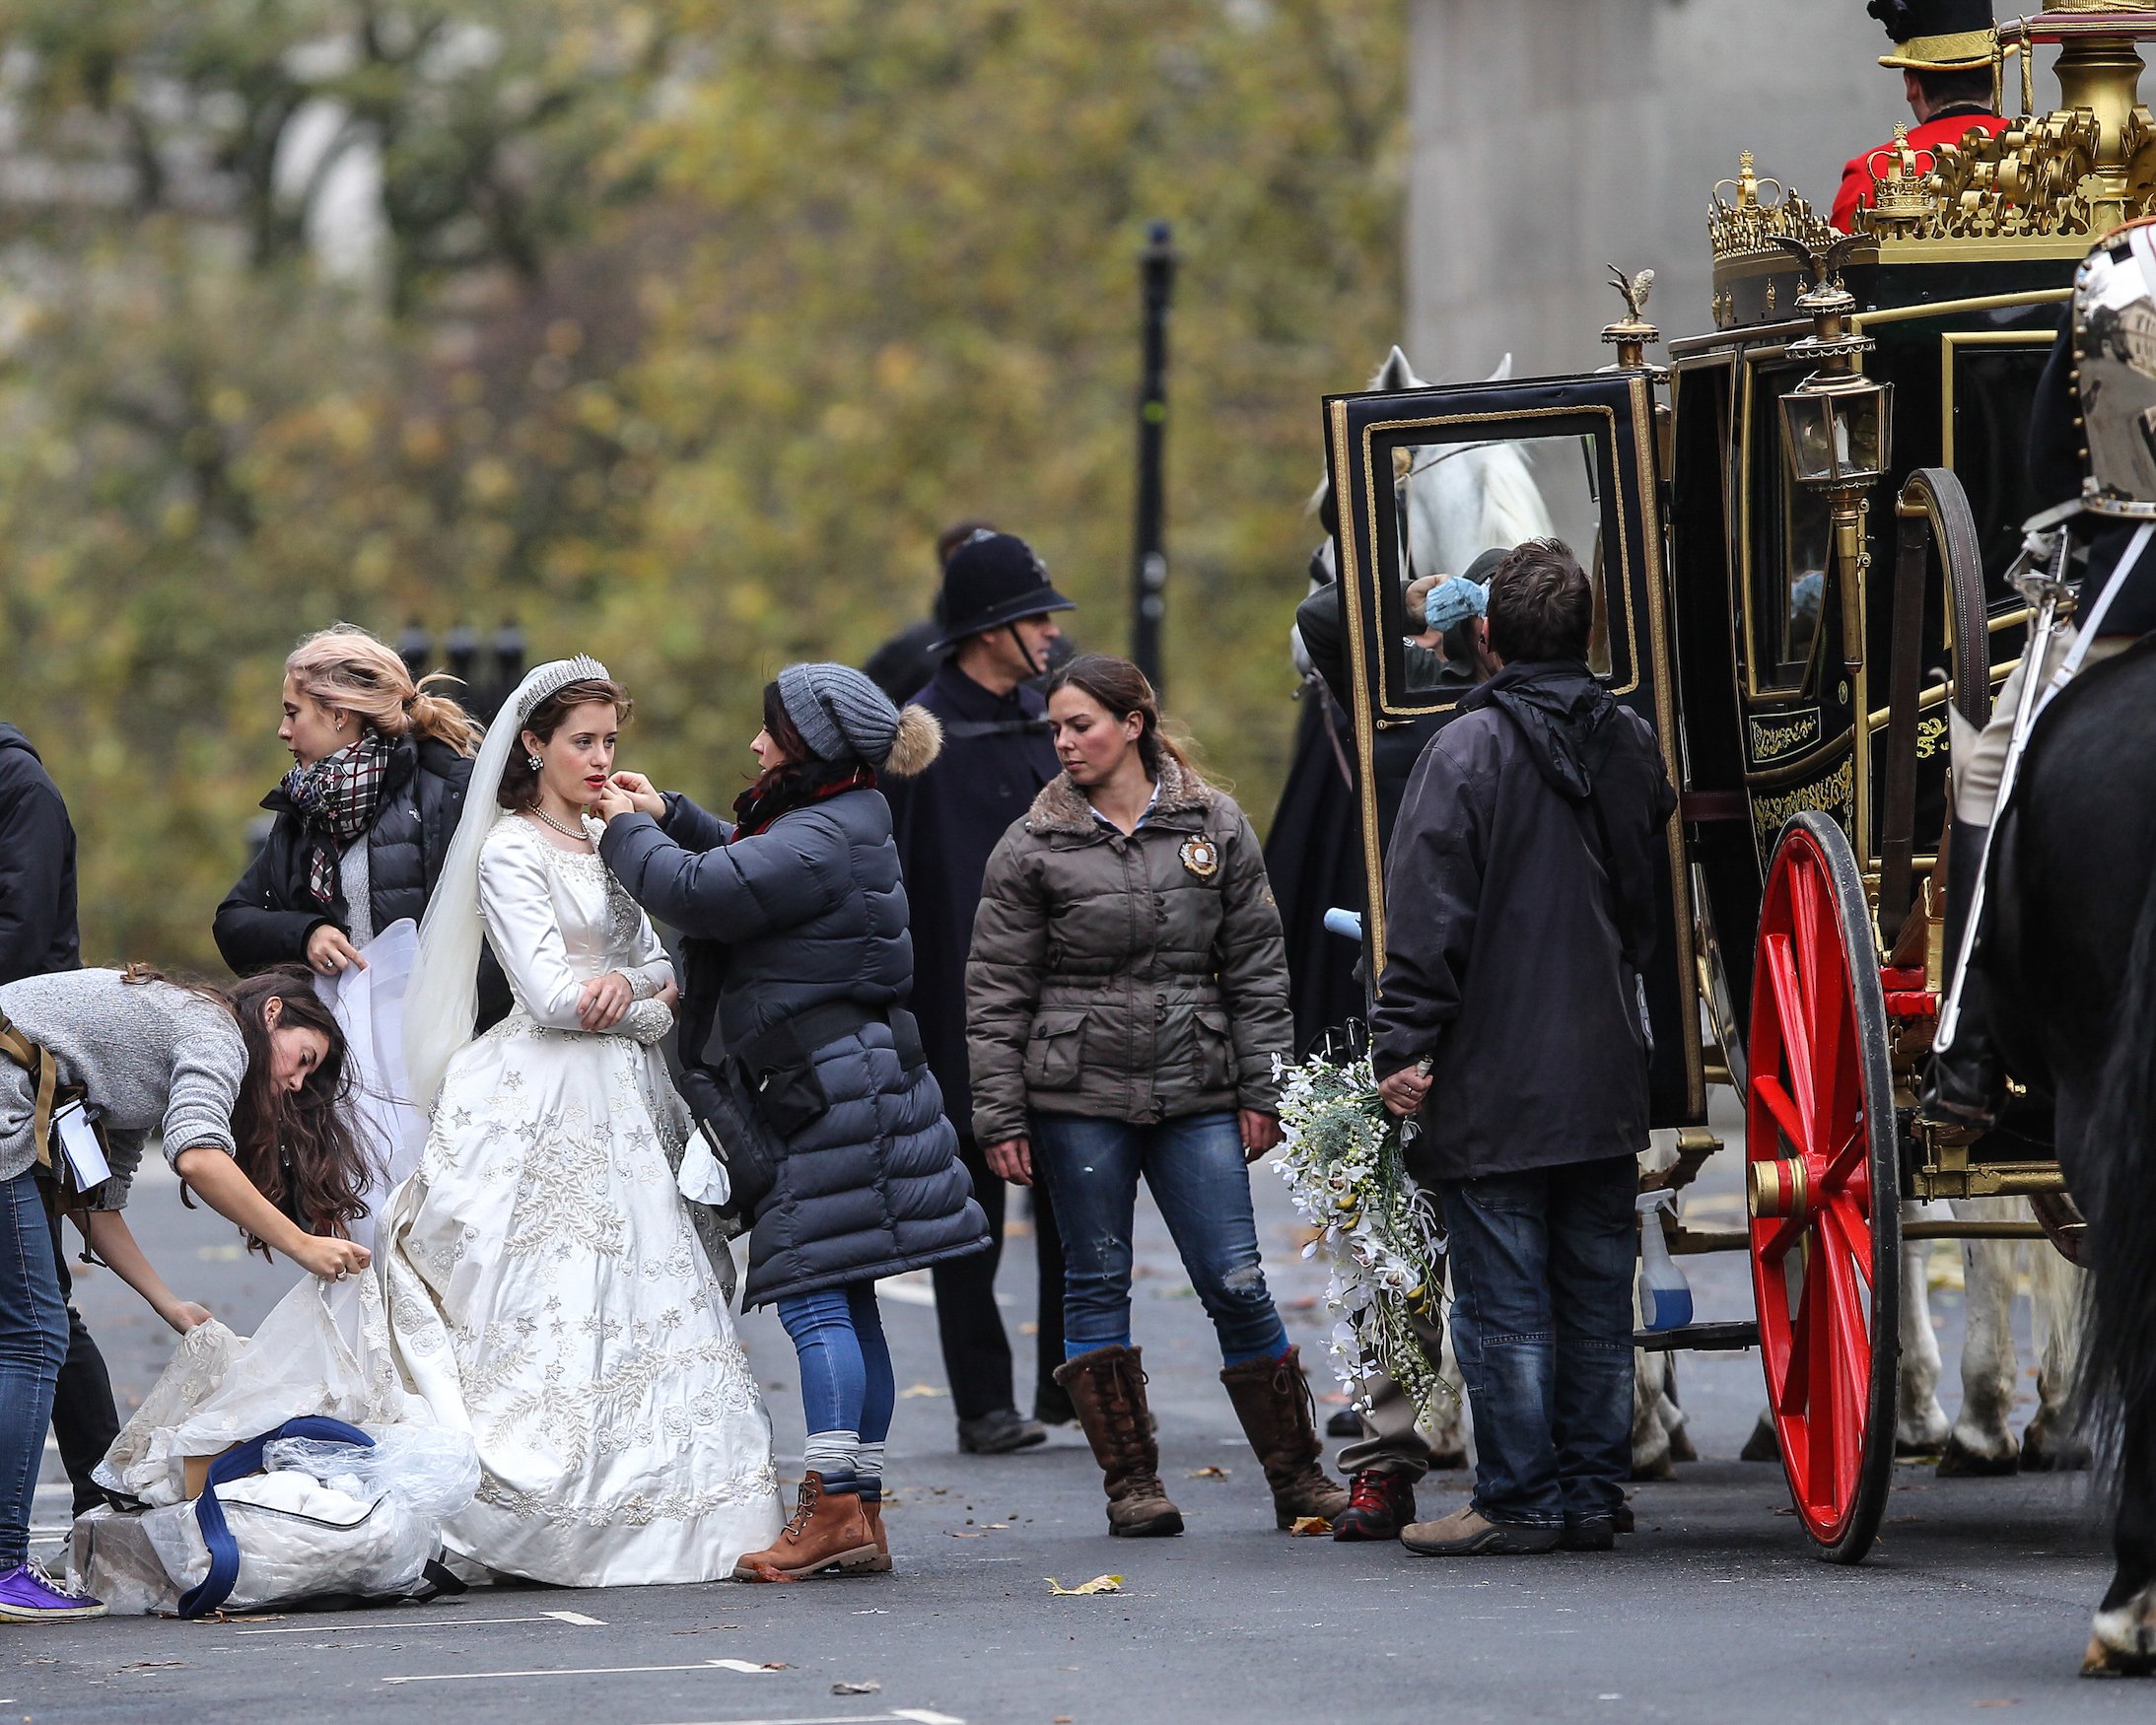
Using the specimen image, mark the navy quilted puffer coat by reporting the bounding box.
[600,782,989,1309]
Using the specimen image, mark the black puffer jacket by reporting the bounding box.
[600,781,990,1310]
[213,734,510,1023]
[0,724,80,985]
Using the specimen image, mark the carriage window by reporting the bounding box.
[1748,360,1832,694]
[1949,338,2052,599]
[1383,430,1614,680]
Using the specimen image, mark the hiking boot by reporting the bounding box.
[1332,1471,1417,1543]
[1219,1346,1353,1530]
[732,1472,880,1582]
[859,1484,893,1574]
[1559,1516,1618,1552]
[0,1560,105,1622]
[1054,1345,1184,1537]
[957,1407,1048,1455]
[1400,1506,1561,1556]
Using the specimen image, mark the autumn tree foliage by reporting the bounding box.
[0,0,1402,967]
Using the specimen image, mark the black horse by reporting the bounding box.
[1987,635,2156,1675]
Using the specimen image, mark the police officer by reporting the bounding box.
[1927,222,2156,1127]
[884,530,1076,1451]
[1832,1,2010,234]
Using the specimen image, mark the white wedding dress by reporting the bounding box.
[380,813,782,1586]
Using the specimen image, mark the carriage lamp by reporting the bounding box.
[1774,234,1892,676]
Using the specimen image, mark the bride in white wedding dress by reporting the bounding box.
[387,655,781,1586]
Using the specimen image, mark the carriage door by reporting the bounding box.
[1322,371,1701,1126]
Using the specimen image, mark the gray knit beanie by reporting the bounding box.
[776,661,902,766]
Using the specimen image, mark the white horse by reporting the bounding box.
[1896,1198,2086,1473]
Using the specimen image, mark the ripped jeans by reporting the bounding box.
[1032,1112,1288,1367]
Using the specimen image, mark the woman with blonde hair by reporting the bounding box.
[214,625,503,1019]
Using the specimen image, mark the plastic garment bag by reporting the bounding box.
[313,918,427,1252]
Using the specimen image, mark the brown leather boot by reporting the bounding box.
[731,1473,879,1581]
[861,1487,892,1573]
[1219,1346,1353,1530]
[1054,1345,1184,1537]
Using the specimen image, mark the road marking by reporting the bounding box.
[384,1658,781,1684]
[239,1611,606,1635]
[645,1714,963,1725]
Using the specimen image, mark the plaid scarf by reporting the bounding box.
[281,732,393,908]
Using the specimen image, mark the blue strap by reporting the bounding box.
[175,1415,374,1620]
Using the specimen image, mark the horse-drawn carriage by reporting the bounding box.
[1320,4,2156,1567]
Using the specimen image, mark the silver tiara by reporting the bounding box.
[514,655,611,723]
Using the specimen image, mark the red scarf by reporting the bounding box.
[730,764,877,839]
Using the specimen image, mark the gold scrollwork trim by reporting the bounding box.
[1750,709,1821,761]
[1752,757,1856,862]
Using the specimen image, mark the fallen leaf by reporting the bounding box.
[759,1662,790,1671]
[1019,1322,1041,1336]
[984,1522,1011,1529]
[1972,1703,2019,1710]
[1288,1515,1332,1537]
[1046,1574,1124,1596]
[948,1530,992,1539]
[118,1662,188,1672]
[832,1681,881,1695]
[1187,1465,1230,1480]
[1057,1717,1076,1723]
[899,1383,949,1399]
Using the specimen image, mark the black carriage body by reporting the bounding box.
[1325,256,2072,1132]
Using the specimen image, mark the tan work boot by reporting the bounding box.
[1218,1346,1352,1530]
[1054,1345,1184,1537]
[731,1472,880,1581]
[1400,1504,1561,1555]
[861,1488,893,1573]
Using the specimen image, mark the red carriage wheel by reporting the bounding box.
[1746,812,1902,1564]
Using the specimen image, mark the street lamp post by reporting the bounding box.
[1131,220,1176,694]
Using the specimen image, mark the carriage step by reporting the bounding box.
[1632,1320,1760,1353]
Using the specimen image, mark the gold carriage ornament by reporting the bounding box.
[1852,3,2156,251]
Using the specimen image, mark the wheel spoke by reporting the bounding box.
[1756,1207,1809,1266]
[1753,1072,1808,1156]
[1818,1216,1872,1510]
[1822,1196,1874,1291]
[1775,1262,1812,1416]
[1762,934,1817,1152]
[1804,1254,1838,1506]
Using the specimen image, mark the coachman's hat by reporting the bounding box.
[931,530,1076,651]
[1868,0,1996,71]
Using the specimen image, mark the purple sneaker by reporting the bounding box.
[0,1560,106,1621]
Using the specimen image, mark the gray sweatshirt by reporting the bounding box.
[0,970,246,1208]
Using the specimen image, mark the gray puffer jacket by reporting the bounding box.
[966,756,1292,1144]
[599,780,989,1310]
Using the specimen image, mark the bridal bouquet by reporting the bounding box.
[1272,1049,1450,1419]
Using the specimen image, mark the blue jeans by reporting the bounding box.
[1,1170,69,1566]
[776,1282,895,1448]
[1033,1111,1288,1367]
[1440,1156,1636,1530]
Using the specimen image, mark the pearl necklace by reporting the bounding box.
[529,805,594,845]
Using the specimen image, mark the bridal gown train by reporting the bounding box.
[382,813,782,1586]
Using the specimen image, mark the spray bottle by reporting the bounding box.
[1635,1189,1693,1332]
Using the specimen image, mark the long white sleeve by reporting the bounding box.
[478,835,592,1032]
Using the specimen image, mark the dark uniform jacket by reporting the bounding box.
[882,661,1060,1135]
[600,783,989,1310]
[1370,661,1677,1185]
[2029,314,2156,639]
[0,725,80,985]
[214,734,509,1023]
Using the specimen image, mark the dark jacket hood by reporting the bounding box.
[1465,660,1619,803]
[0,724,38,762]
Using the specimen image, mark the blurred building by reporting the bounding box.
[1408,0,1896,379]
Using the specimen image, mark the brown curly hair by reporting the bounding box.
[496,676,634,810]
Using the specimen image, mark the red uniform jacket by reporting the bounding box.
[1831,109,2011,233]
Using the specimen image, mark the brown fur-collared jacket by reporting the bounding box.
[964,755,1291,1145]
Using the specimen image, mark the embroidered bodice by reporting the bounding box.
[478,815,674,1043]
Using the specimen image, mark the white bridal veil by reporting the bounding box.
[401,654,611,1112]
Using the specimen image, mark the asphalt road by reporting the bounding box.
[7,1093,2145,1725]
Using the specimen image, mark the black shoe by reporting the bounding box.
[1325,1405,1361,1439]
[1919,819,2003,1133]
[958,1408,1049,1454]
[1033,1382,1078,1426]
[1559,1516,1617,1552]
